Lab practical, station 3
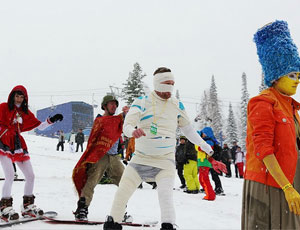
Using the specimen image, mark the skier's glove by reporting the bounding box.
[49,114,64,123]
[284,186,300,215]
[209,158,227,174]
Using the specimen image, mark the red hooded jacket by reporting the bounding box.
[0,85,41,162]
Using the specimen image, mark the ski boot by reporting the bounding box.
[179,184,186,189]
[138,183,143,189]
[73,197,88,221]
[160,223,176,230]
[215,187,225,196]
[151,182,157,189]
[21,195,44,217]
[0,197,19,221]
[199,188,205,193]
[103,215,122,230]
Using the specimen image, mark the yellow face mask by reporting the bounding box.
[274,72,300,96]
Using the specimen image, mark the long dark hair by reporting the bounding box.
[8,91,28,114]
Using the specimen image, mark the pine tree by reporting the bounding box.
[259,72,268,93]
[122,62,146,105]
[240,72,250,151]
[225,102,238,145]
[195,90,210,130]
[207,75,223,141]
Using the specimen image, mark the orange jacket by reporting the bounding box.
[125,137,135,161]
[245,87,300,188]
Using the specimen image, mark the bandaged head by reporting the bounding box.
[153,72,175,93]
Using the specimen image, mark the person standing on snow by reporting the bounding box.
[175,136,187,189]
[198,127,225,196]
[56,130,65,151]
[221,143,232,178]
[242,20,300,229]
[68,131,76,153]
[0,85,63,221]
[234,147,244,179]
[196,127,223,200]
[182,139,199,194]
[230,141,240,178]
[103,67,227,230]
[75,128,84,152]
[72,95,130,221]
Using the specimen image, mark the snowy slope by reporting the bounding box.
[0,133,242,229]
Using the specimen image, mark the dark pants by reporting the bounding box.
[76,143,83,152]
[234,163,239,177]
[176,163,186,186]
[210,168,222,190]
[57,142,64,151]
[225,161,232,177]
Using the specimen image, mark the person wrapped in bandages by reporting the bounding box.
[103,67,227,230]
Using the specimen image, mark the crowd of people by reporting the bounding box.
[0,20,300,230]
[56,129,85,153]
[175,130,244,200]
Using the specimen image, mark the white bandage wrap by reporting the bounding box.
[153,72,175,93]
[37,119,52,131]
[181,124,213,156]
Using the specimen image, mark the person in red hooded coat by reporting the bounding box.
[0,85,63,221]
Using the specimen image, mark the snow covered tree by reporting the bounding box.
[195,90,211,130]
[240,72,250,151]
[208,75,223,141]
[259,72,268,93]
[122,62,146,105]
[225,102,238,145]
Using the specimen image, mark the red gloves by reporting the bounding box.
[209,158,227,174]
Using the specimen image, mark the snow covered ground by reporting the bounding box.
[0,133,242,229]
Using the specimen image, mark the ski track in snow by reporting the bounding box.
[0,133,242,229]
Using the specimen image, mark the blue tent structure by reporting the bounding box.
[36,101,94,138]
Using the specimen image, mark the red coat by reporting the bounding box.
[0,85,41,162]
[72,114,124,196]
[245,87,300,188]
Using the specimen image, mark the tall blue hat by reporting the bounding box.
[254,20,300,87]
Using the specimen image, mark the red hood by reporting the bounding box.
[8,85,28,103]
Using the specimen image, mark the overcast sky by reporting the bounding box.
[1,0,300,118]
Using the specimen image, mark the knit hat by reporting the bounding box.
[254,20,300,87]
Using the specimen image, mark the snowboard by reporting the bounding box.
[43,217,158,227]
[0,211,57,227]
[0,178,25,181]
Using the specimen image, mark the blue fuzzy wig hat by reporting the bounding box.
[254,20,300,87]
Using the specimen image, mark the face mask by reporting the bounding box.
[15,103,21,108]
[274,72,300,96]
[153,72,175,93]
